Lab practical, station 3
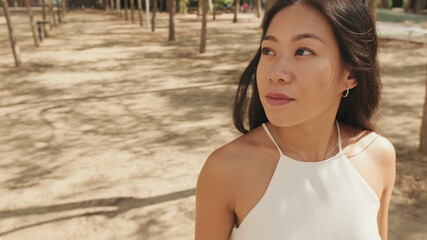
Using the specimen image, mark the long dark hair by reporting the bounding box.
[233,0,380,134]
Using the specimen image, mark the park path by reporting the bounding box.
[0,10,426,240]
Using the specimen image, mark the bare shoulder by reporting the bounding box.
[195,127,268,238]
[341,123,396,163]
[197,126,267,206]
[341,123,396,192]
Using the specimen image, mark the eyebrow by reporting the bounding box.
[263,33,326,44]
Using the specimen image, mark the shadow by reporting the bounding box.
[0,188,195,236]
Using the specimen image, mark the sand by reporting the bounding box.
[0,9,426,240]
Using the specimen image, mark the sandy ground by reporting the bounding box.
[0,10,426,240]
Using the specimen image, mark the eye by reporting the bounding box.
[262,47,275,56]
[295,48,314,56]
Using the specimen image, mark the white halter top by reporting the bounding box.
[230,121,381,240]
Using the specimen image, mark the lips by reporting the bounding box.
[265,92,294,106]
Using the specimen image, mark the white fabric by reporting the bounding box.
[230,122,381,240]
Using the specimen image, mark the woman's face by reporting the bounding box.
[257,4,356,127]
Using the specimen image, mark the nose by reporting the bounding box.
[268,56,294,84]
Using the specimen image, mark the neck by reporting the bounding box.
[271,119,338,162]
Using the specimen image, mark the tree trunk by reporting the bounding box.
[414,0,423,14]
[49,0,56,29]
[62,0,67,17]
[131,0,135,23]
[183,0,187,15]
[420,66,427,153]
[145,0,151,29]
[1,0,22,67]
[137,0,143,26]
[57,1,62,23]
[24,0,40,47]
[125,0,129,20]
[152,0,157,32]
[233,0,238,23]
[116,0,121,17]
[380,0,388,8]
[42,0,49,37]
[168,0,175,41]
[199,0,208,53]
[213,0,216,20]
[110,0,115,13]
[256,0,261,18]
[405,0,412,12]
[197,0,200,17]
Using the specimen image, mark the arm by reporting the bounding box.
[195,149,237,240]
[375,137,396,240]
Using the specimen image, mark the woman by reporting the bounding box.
[195,0,396,239]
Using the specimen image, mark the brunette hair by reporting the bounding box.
[233,0,380,134]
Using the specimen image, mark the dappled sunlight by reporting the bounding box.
[0,8,426,240]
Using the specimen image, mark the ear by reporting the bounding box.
[343,68,357,91]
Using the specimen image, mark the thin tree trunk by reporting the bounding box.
[256,0,261,18]
[145,0,151,29]
[380,0,387,8]
[213,0,216,20]
[159,0,163,12]
[152,0,157,32]
[125,0,129,20]
[110,0,115,13]
[62,0,67,17]
[131,0,135,23]
[233,0,238,23]
[405,0,412,12]
[24,0,40,47]
[2,0,22,67]
[42,0,48,37]
[57,1,62,23]
[420,66,427,153]
[137,0,143,26]
[49,0,56,29]
[176,0,180,13]
[116,0,121,17]
[197,0,200,17]
[168,0,175,41]
[199,0,208,53]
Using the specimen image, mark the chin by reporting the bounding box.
[265,112,299,128]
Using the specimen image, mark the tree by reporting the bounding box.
[420,66,427,153]
[213,0,216,20]
[145,0,151,29]
[24,0,39,47]
[168,0,175,41]
[233,0,239,23]
[49,0,56,29]
[131,0,135,23]
[62,0,67,17]
[137,0,144,26]
[116,0,121,17]
[125,0,129,21]
[199,0,208,53]
[256,0,261,18]
[42,0,48,37]
[380,0,388,8]
[110,0,115,14]
[152,0,157,32]
[57,1,62,23]
[1,0,22,67]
